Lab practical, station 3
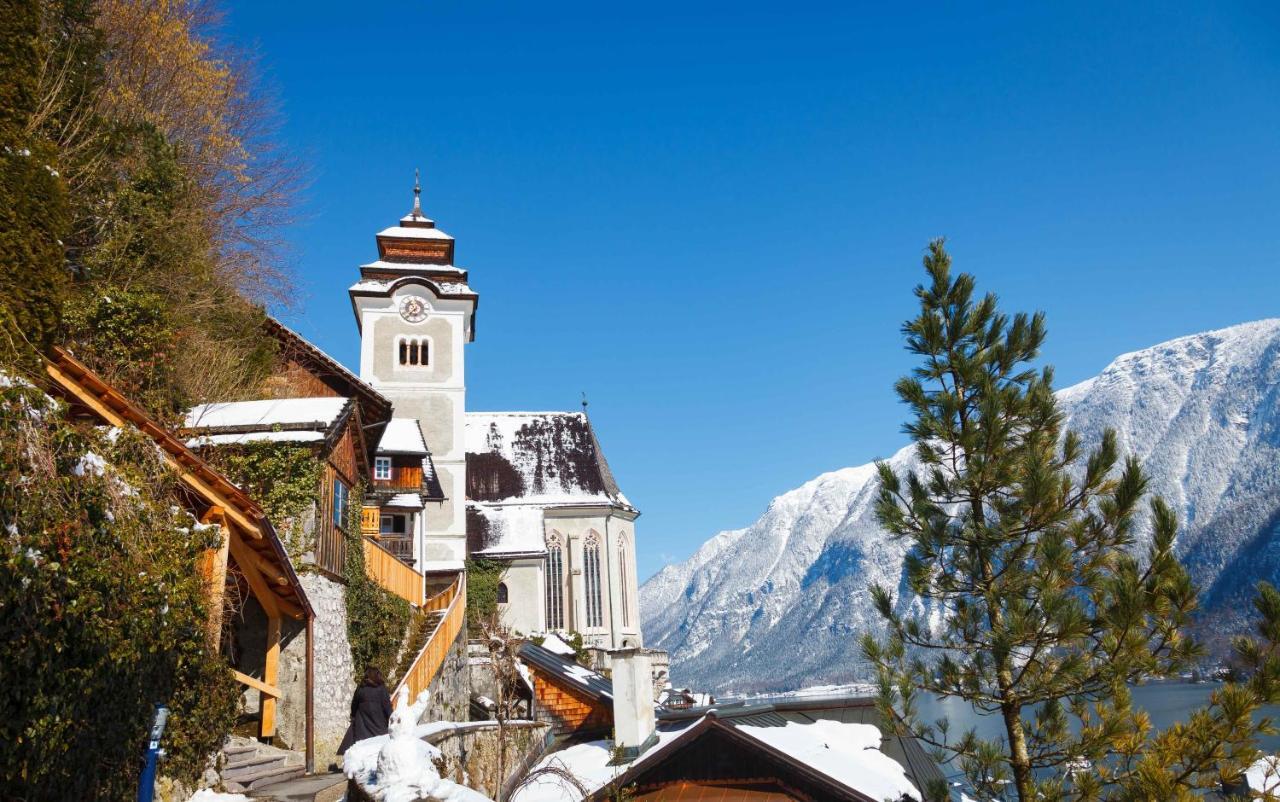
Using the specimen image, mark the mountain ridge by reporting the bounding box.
[641,319,1280,693]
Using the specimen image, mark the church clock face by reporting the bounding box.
[399,297,428,323]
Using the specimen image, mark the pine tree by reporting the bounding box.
[862,240,1278,801]
[0,0,72,366]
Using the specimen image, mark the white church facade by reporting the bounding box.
[348,180,643,650]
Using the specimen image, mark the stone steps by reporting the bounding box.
[249,771,346,802]
[216,736,306,795]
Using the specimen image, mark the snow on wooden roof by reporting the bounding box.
[376,223,453,241]
[378,418,428,456]
[513,695,942,802]
[517,642,613,703]
[383,492,424,510]
[186,431,327,447]
[185,397,349,432]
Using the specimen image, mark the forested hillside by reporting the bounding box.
[0,1,299,796]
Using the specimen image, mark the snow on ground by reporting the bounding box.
[735,718,919,802]
[188,790,251,802]
[1248,754,1280,798]
[509,740,621,802]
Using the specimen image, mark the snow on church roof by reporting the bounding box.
[464,411,633,558]
[378,418,428,456]
[464,412,630,506]
[348,275,474,297]
[468,504,548,557]
[376,224,453,241]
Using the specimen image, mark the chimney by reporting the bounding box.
[609,648,656,761]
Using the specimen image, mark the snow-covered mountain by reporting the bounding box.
[641,320,1280,693]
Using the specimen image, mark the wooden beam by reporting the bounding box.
[236,541,289,587]
[261,615,281,738]
[45,363,265,537]
[228,534,304,620]
[232,669,282,699]
[200,507,231,652]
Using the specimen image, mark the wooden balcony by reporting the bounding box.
[360,505,380,536]
[394,573,466,702]
[362,536,424,607]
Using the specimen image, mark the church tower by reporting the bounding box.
[349,174,477,573]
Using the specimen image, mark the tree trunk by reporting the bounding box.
[1000,695,1033,802]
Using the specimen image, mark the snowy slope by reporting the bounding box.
[642,320,1280,693]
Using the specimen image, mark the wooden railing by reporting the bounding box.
[394,573,466,703]
[363,536,424,607]
[361,506,380,535]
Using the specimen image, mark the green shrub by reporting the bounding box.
[465,557,505,628]
[0,381,237,800]
[343,485,411,681]
[207,442,323,562]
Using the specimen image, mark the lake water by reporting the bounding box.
[914,679,1280,755]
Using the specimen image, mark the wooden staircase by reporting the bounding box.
[392,573,466,703]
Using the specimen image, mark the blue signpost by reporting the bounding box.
[137,703,169,802]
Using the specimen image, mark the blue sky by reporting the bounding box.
[221,2,1280,580]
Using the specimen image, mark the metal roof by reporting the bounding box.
[516,641,613,703]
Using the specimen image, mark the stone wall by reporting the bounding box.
[427,721,549,799]
[297,572,357,766]
[417,618,470,724]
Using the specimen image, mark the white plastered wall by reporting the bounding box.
[545,506,642,649]
[355,284,473,565]
[497,558,545,635]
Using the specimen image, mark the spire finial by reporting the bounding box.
[412,168,422,216]
[581,392,589,414]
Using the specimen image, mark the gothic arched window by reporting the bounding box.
[584,532,604,629]
[617,533,631,628]
[545,533,565,630]
[497,582,509,605]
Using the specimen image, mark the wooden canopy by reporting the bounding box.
[45,346,314,739]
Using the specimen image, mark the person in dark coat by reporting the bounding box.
[337,667,393,755]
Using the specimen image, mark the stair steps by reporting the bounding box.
[216,736,306,795]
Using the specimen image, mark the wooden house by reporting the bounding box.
[511,644,946,802]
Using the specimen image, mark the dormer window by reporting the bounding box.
[374,457,391,480]
[398,336,429,366]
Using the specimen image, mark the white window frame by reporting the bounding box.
[374,456,392,480]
